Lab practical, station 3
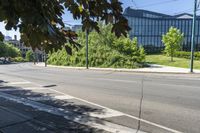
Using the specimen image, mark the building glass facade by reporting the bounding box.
[124,7,200,53]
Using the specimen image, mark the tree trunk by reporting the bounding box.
[171,48,173,62]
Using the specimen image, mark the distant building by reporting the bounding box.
[4,36,12,41]
[123,7,200,53]
[4,35,31,58]
[72,25,82,32]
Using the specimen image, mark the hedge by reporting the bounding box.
[174,51,200,60]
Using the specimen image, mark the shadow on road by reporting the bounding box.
[0,80,107,133]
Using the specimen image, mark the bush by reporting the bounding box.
[162,27,184,61]
[143,45,164,54]
[11,57,27,62]
[25,50,34,62]
[0,42,21,58]
[47,24,146,69]
[174,51,200,60]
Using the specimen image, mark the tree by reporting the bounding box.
[162,27,184,61]
[25,50,34,62]
[48,24,145,68]
[0,32,4,42]
[0,42,20,58]
[0,0,130,53]
[6,44,21,58]
[0,42,7,57]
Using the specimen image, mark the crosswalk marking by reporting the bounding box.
[7,81,31,85]
[0,92,140,133]
[0,79,182,133]
[54,95,74,100]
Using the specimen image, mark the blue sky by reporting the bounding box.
[0,0,196,40]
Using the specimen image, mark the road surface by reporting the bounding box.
[0,63,200,133]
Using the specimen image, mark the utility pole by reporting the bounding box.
[86,29,89,69]
[190,0,198,73]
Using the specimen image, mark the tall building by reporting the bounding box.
[124,7,200,53]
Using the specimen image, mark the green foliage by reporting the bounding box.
[48,24,145,69]
[174,51,200,60]
[0,0,130,52]
[162,27,184,61]
[0,32,4,41]
[0,42,7,57]
[11,57,27,62]
[0,42,21,58]
[25,50,34,62]
[146,54,200,69]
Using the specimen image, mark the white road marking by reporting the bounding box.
[7,81,31,85]
[0,88,20,91]
[27,95,75,101]
[47,88,183,133]
[0,92,140,133]
[54,95,74,100]
[23,87,47,90]
[1,78,182,133]
[27,96,52,101]
[45,89,124,118]
[0,87,46,92]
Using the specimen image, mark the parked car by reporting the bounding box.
[0,58,11,64]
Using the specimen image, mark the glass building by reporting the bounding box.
[123,7,200,53]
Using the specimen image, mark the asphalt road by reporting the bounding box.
[0,63,200,133]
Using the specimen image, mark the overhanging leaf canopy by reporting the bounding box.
[0,0,130,53]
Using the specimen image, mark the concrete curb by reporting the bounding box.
[35,63,200,74]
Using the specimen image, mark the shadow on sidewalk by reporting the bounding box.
[0,80,107,133]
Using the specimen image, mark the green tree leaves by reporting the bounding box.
[0,32,4,41]
[162,27,184,61]
[0,0,130,53]
[47,24,145,68]
[0,42,21,58]
[25,50,34,62]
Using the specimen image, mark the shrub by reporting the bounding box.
[162,27,184,61]
[174,51,200,60]
[0,42,21,58]
[47,24,146,69]
[11,57,27,62]
[25,50,34,62]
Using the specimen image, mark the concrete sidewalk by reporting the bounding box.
[37,63,200,74]
[0,97,108,133]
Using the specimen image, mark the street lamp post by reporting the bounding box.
[190,0,198,73]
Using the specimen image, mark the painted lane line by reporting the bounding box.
[23,87,47,90]
[47,88,124,118]
[54,95,75,100]
[124,114,182,133]
[88,109,124,118]
[0,92,140,133]
[27,96,53,101]
[2,79,182,133]
[27,95,75,101]
[7,81,31,85]
[47,88,183,133]
[0,87,47,92]
[4,82,123,119]
[0,88,21,91]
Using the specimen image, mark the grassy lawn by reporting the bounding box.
[146,54,200,69]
